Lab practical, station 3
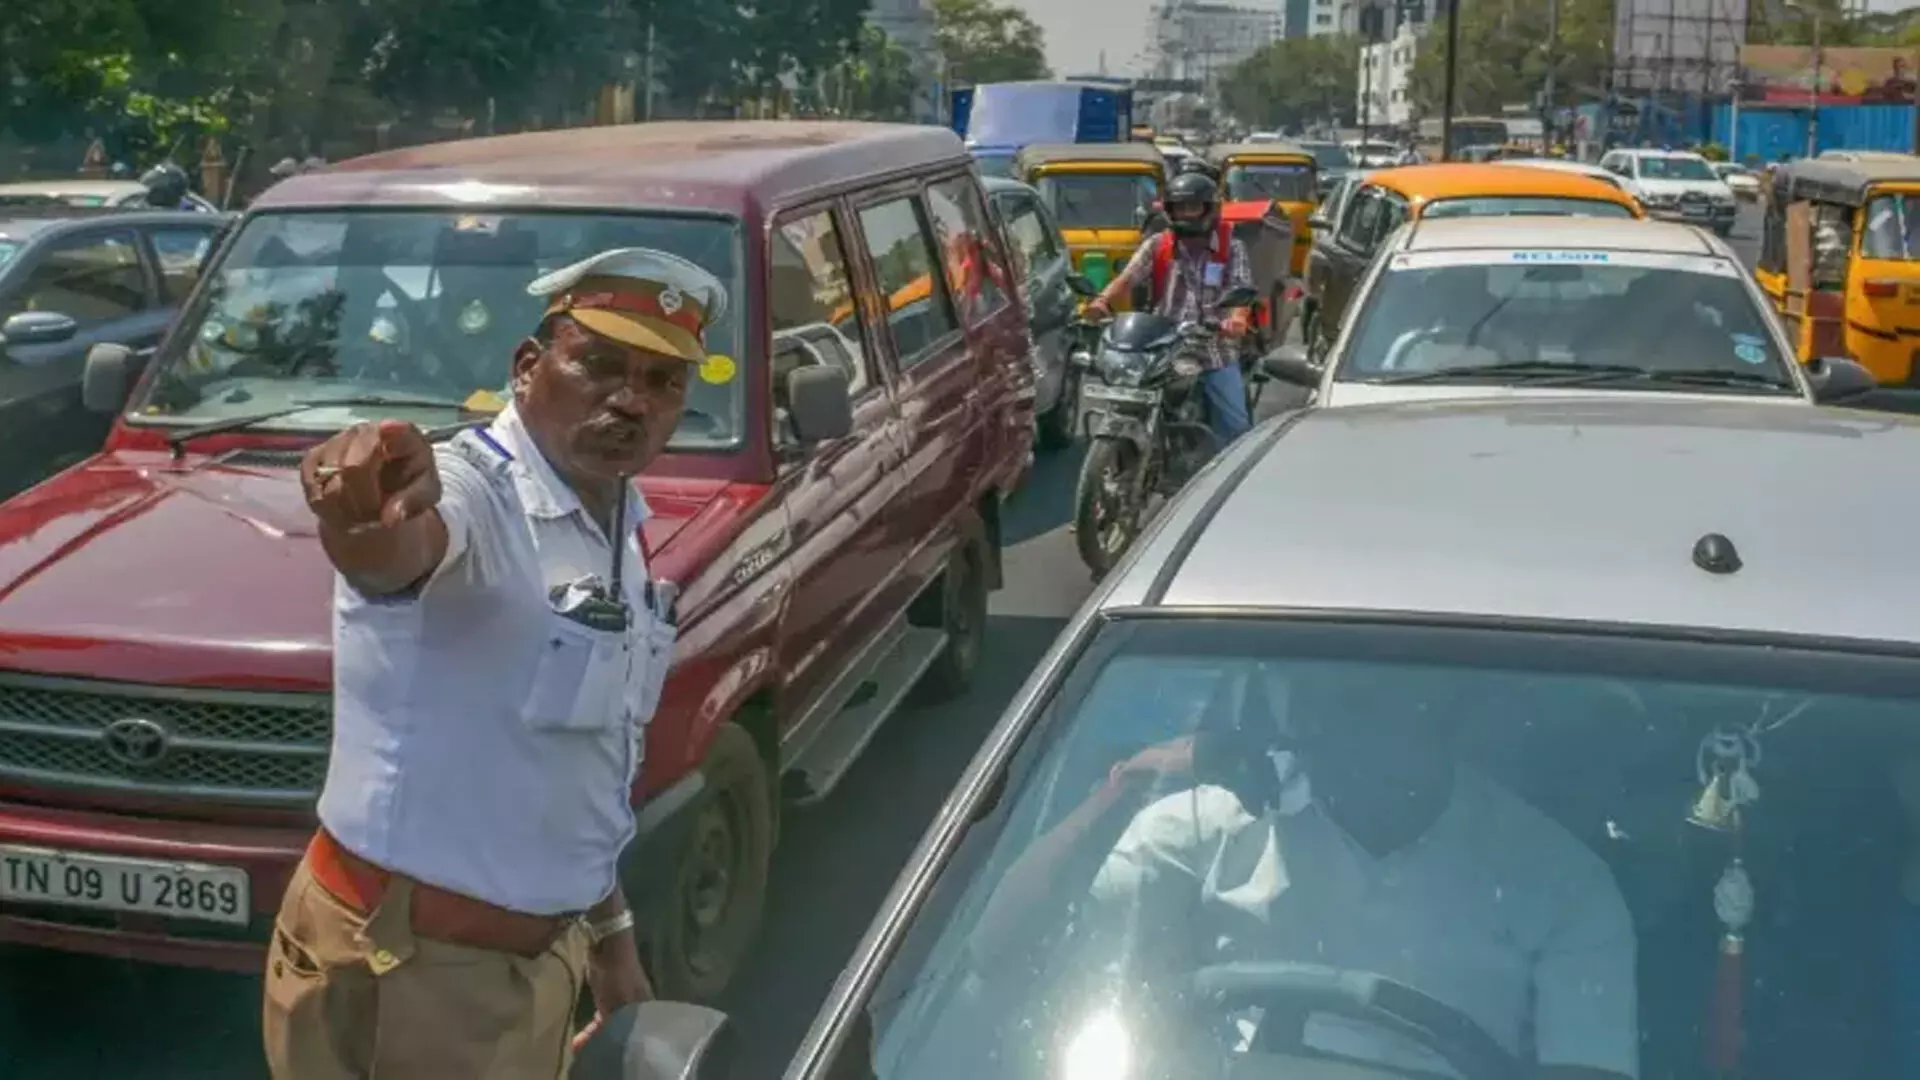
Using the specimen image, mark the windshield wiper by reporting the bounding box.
[164,394,482,458]
[1376,361,1649,385]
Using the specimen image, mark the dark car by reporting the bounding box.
[0,207,228,497]
[984,175,1081,449]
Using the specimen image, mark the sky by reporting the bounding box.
[1016,0,1920,80]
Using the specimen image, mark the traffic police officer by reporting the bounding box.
[268,247,725,1079]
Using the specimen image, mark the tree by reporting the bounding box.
[1220,34,1360,133]
[1405,0,1611,120]
[933,0,1049,86]
[821,24,918,120]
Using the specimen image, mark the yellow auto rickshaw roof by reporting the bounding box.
[1366,162,1643,214]
[1785,157,1920,206]
[1206,141,1313,165]
[1014,142,1168,175]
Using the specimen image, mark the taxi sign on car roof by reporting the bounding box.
[1389,248,1743,276]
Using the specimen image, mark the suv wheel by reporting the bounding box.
[913,532,989,701]
[646,723,773,1003]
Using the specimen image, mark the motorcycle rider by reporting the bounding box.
[139,162,197,210]
[1085,171,1256,445]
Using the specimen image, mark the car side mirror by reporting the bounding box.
[1214,285,1259,310]
[1142,209,1170,233]
[569,1001,732,1080]
[2,310,79,349]
[1066,272,1099,298]
[1308,213,1332,230]
[1262,343,1324,388]
[786,364,853,444]
[1806,355,1878,404]
[82,342,135,413]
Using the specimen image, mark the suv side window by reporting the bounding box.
[998,194,1058,286]
[770,208,872,427]
[925,176,1011,326]
[1339,188,1383,250]
[857,195,959,368]
[1375,191,1411,246]
[147,225,218,304]
[2,230,148,326]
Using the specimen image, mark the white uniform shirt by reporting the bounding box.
[317,403,676,915]
[1089,768,1638,1078]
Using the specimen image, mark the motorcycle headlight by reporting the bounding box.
[1097,348,1149,386]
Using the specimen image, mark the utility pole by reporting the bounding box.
[1543,0,1558,148]
[642,21,657,122]
[1441,0,1461,160]
[1807,9,1822,157]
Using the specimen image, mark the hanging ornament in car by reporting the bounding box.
[458,299,492,335]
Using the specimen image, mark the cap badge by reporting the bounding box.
[658,285,684,315]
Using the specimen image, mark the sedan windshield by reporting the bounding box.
[1299,143,1353,170]
[974,152,1018,180]
[1224,163,1315,203]
[133,209,744,450]
[1038,174,1161,230]
[1639,156,1717,182]
[856,616,1920,1080]
[0,240,17,268]
[1339,254,1796,388]
[1424,196,1636,219]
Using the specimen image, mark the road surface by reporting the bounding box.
[0,201,1765,1077]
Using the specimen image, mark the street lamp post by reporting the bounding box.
[1441,0,1461,160]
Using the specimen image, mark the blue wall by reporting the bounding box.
[1711,103,1916,162]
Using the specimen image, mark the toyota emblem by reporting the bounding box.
[102,717,170,769]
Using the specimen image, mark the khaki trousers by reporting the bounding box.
[262,857,590,1080]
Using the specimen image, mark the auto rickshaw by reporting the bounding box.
[1206,141,1317,346]
[1013,142,1168,307]
[1755,157,1920,386]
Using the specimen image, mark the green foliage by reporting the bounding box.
[819,24,919,119]
[1220,34,1361,132]
[1405,0,1612,120]
[933,0,1049,86]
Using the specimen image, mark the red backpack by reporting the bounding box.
[1149,220,1235,305]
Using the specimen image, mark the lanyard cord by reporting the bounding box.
[608,481,628,601]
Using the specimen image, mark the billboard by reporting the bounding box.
[1738,45,1920,105]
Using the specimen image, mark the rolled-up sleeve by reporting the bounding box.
[1111,237,1157,290]
[1533,866,1640,1078]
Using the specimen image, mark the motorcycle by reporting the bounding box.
[1071,283,1260,578]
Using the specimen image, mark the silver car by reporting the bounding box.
[750,396,1920,1080]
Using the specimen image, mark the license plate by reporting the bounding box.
[1082,384,1158,406]
[0,844,250,925]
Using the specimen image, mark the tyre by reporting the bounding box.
[1074,436,1139,578]
[644,723,773,1004]
[1037,368,1079,451]
[914,529,989,700]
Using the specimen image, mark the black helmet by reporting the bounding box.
[1177,156,1221,182]
[140,162,191,208]
[1164,171,1220,237]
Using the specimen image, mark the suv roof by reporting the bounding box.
[1100,399,1920,646]
[1399,214,1721,255]
[0,207,229,243]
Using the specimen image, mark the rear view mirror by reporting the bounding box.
[83,342,136,413]
[1806,355,1877,404]
[2,310,79,348]
[569,1001,732,1080]
[1262,344,1324,388]
[1066,273,1099,298]
[1215,285,1259,310]
[787,364,853,443]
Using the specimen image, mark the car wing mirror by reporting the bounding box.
[1142,208,1170,233]
[2,310,79,349]
[787,364,854,444]
[1261,343,1324,388]
[1806,355,1878,404]
[1308,213,1332,230]
[1066,272,1100,298]
[569,1001,732,1080]
[82,342,136,413]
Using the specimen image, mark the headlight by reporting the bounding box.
[1097,348,1149,386]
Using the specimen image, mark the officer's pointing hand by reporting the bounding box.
[301,420,441,530]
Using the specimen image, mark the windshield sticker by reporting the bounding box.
[1511,250,1610,263]
[699,354,737,385]
[1731,333,1769,365]
[463,388,508,414]
[454,215,502,234]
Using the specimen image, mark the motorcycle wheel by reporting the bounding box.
[1074,436,1140,579]
[1038,369,1080,451]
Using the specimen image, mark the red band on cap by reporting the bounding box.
[556,287,703,338]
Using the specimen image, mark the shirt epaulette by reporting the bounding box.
[444,428,513,479]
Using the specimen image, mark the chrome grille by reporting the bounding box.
[0,674,329,807]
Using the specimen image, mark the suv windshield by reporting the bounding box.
[1224,163,1315,203]
[1339,256,1794,387]
[134,209,745,450]
[1424,196,1635,219]
[1639,156,1717,182]
[1037,174,1161,230]
[857,616,1920,1080]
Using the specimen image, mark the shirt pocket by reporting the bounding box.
[523,614,624,732]
[632,612,677,724]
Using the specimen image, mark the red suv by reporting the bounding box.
[0,121,1034,1000]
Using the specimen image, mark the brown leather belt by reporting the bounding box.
[305,829,579,959]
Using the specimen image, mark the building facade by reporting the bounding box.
[1355,25,1420,128]
[1147,0,1286,89]
[866,0,942,122]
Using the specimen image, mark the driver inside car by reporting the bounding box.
[977,665,1638,1080]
